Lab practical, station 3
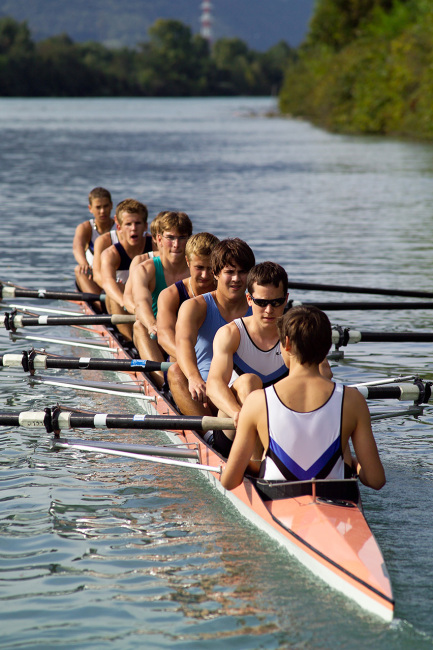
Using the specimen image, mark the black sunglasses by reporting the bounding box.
[250,295,287,308]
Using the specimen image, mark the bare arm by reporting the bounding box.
[100,245,125,306]
[123,255,147,315]
[175,297,207,403]
[72,221,92,272]
[344,387,386,490]
[221,390,266,490]
[92,232,113,287]
[132,259,157,335]
[207,324,241,421]
[156,284,181,359]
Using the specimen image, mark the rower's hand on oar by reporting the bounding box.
[188,377,208,406]
[148,324,158,341]
[78,262,92,277]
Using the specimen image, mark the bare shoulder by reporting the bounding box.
[74,220,92,237]
[134,257,156,281]
[130,253,149,271]
[178,294,207,322]
[101,243,120,265]
[94,232,113,249]
[344,385,368,409]
[158,283,180,308]
[214,320,241,350]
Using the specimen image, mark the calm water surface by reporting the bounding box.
[1,97,433,648]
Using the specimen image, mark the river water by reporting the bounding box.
[1,97,433,648]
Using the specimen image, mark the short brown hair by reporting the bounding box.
[150,212,168,238]
[211,238,255,276]
[88,187,112,205]
[115,199,148,225]
[185,232,219,260]
[247,261,288,295]
[158,211,193,237]
[277,305,331,365]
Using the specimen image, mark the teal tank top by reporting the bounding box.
[151,256,167,316]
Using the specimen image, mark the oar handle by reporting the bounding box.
[0,410,235,432]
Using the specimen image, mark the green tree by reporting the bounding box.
[0,16,33,55]
[137,19,212,95]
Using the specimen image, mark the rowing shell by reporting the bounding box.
[64,298,394,622]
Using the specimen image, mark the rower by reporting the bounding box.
[122,211,165,315]
[221,305,386,491]
[207,262,334,456]
[206,261,289,456]
[72,186,115,297]
[167,238,255,417]
[131,211,193,384]
[100,198,151,339]
[157,232,220,361]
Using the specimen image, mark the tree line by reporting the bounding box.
[0,16,295,97]
[279,0,433,139]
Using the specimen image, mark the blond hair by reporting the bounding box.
[185,232,219,261]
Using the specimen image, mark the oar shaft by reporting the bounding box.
[55,437,199,459]
[0,352,172,372]
[0,284,104,303]
[293,300,433,311]
[1,313,135,329]
[53,441,221,473]
[0,410,235,432]
[287,281,433,299]
[332,329,433,344]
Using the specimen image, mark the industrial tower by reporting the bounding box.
[200,1,213,44]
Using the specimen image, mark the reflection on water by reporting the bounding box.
[1,97,433,648]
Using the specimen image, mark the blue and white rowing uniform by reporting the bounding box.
[85,219,117,266]
[260,382,345,482]
[229,318,288,388]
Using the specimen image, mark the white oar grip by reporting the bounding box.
[1,287,16,299]
[111,314,136,324]
[202,416,235,431]
[18,411,46,427]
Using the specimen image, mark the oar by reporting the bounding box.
[9,332,118,353]
[287,280,433,299]
[0,281,104,303]
[355,381,432,402]
[1,312,135,330]
[1,303,85,316]
[290,300,433,311]
[0,351,172,373]
[0,409,235,432]
[52,438,221,473]
[28,375,157,401]
[53,437,199,459]
[332,328,433,346]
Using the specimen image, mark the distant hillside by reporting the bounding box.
[0,0,314,51]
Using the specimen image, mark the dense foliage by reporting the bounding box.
[279,0,433,138]
[0,16,295,97]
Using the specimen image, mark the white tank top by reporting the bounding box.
[229,318,288,388]
[85,219,118,266]
[261,382,344,482]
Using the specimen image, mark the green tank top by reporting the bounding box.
[151,256,167,316]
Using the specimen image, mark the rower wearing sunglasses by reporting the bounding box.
[206,261,291,456]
